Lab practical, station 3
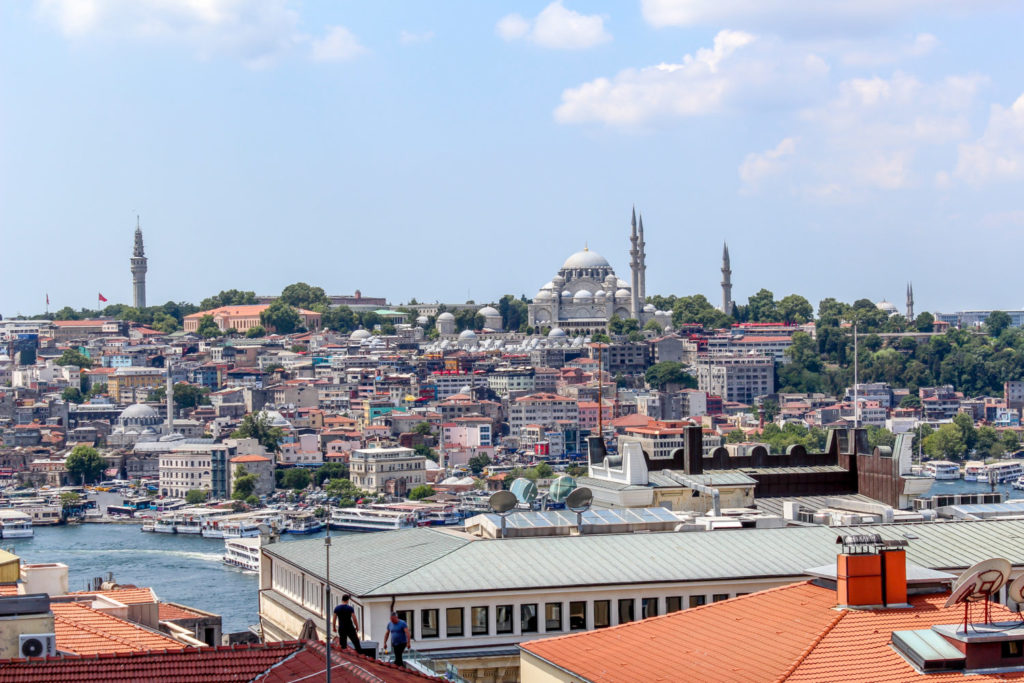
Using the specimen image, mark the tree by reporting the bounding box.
[777,294,813,323]
[231,412,285,452]
[414,443,438,462]
[726,429,746,443]
[953,412,978,452]
[643,319,663,333]
[149,382,210,410]
[280,282,327,310]
[412,422,433,436]
[1002,430,1020,455]
[408,485,436,501]
[65,445,105,484]
[987,311,1012,337]
[645,361,697,390]
[195,314,222,338]
[924,423,966,460]
[914,312,935,332]
[200,289,256,311]
[325,478,366,506]
[313,462,349,486]
[59,491,81,508]
[61,386,84,404]
[245,325,266,338]
[232,466,258,500]
[747,289,778,322]
[280,468,311,491]
[866,425,896,451]
[260,301,302,334]
[899,394,922,408]
[533,462,554,479]
[322,306,358,333]
[55,348,92,369]
[468,453,492,475]
[498,294,529,332]
[185,489,208,505]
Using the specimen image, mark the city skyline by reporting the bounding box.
[3,1,1024,316]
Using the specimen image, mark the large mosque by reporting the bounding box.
[527,209,671,335]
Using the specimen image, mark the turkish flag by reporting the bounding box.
[98,293,108,302]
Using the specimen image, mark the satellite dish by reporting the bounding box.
[488,491,517,514]
[548,475,577,504]
[510,478,538,504]
[944,558,1012,608]
[1007,574,1024,604]
[565,487,593,512]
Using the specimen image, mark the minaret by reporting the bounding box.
[906,282,914,320]
[721,242,733,315]
[637,213,647,307]
[130,217,147,309]
[629,207,640,319]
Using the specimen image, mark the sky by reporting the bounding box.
[2,1,1024,318]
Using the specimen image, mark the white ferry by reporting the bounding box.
[0,510,33,538]
[986,460,1024,483]
[329,507,418,532]
[1012,476,1024,491]
[963,461,987,482]
[222,537,261,572]
[285,512,324,534]
[152,513,179,533]
[923,461,961,480]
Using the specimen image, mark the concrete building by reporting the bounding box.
[509,393,579,436]
[229,454,275,497]
[695,353,774,405]
[349,445,426,496]
[158,444,234,499]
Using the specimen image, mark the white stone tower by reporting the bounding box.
[721,242,733,315]
[629,208,640,319]
[906,282,914,320]
[131,217,147,309]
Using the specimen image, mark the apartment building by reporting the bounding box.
[509,393,579,436]
[349,446,426,495]
[695,354,774,405]
[158,444,234,499]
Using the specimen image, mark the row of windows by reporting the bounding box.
[394,595,738,639]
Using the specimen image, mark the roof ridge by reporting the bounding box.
[775,603,846,683]
[365,528,473,594]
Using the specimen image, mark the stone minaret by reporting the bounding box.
[629,207,640,319]
[906,282,914,320]
[721,242,733,315]
[131,217,147,309]
[637,213,647,306]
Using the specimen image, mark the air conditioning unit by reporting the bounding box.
[19,633,56,658]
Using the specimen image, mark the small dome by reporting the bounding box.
[617,278,630,289]
[459,329,478,340]
[573,289,592,300]
[259,410,292,428]
[876,301,898,315]
[350,329,371,341]
[437,312,455,321]
[478,306,500,316]
[644,303,656,313]
[615,289,631,298]
[535,290,553,301]
[562,249,610,270]
[540,281,554,291]
[548,327,567,338]
[415,316,428,326]
[595,290,607,299]
[561,290,572,298]
[120,404,158,420]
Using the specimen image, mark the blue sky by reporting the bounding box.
[2,1,1024,318]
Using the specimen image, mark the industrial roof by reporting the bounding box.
[264,518,1024,598]
[465,507,680,535]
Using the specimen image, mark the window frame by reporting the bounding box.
[569,601,587,631]
[445,607,464,637]
[545,602,563,632]
[642,597,658,619]
[421,608,439,638]
[617,598,635,625]
[471,606,489,636]
[496,604,514,635]
[665,596,682,613]
[520,603,539,634]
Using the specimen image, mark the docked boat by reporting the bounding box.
[923,461,961,480]
[152,514,179,533]
[285,512,324,534]
[222,537,261,572]
[329,506,418,532]
[963,461,987,482]
[0,510,33,538]
[1012,476,1024,491]
[986,460,1024,483]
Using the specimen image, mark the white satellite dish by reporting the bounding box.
[1007,574,1024,605]
[944,558,1012,608]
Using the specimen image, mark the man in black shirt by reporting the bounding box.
[332,594,361,650]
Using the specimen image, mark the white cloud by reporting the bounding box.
[311,25,365,62]
[399,30,434,45]
[497,2,610,50]
[739,137,797,187]
[838,33,939,67]
[954,94,1024,184]
[555,30,832,126]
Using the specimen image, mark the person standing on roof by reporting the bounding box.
[332,594,361,651]
[383,611,411,667]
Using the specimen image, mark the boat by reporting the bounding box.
[1012,476,1024,491]
[923,461,961,480]
[963,461,987,482]
[986,460,1024,483]
[222,537,261,572]
[329,507,418,532]
[285,512,324,534]
[0,510,33,538]
[140,520,155,532]
[153,513,179,533]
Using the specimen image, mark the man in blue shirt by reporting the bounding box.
[383,611,411,667]
[332,594,360,650]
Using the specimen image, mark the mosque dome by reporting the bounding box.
[120,404,159,421]
[437,312,455,321]
[644,303,656,313]
[548,327,567,338]
[615,289,631,299]
[535,290,553,301]
[595,290,607,299]
[561,290,572,298]
[616,278,630,289]
[459,329,478,340]
[876,301,899,316]
[573,289,592,301]
[562,249,610,270]
[350,329,371,341]
[415,316,428,326]
[478,306,500,317]
[260,410,292,428]
[540,281,554,291]
[459,385,473,395]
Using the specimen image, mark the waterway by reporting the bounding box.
[3,523,327,634]
[926,476,1023,500]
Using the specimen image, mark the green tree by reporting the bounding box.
[726,429,746,444]
[986,311,1012,337]
[975,426,1003,459]
[591,332,611,343]
[670,294,733,329]
[1002,430,1020,455]
[412,421,433,436]
[498,294,529,332]
[313,462,350,486]
[59,491,81,508]
[414,443,439,462]
[280,468,311,491]
[245,325,266,338]
[200,289,256,310]
[231,412,286,452]
[408,484,436,501]
[185,489,208,505]
[777,294,813,323]
[322,306,358,333]
[914,312,935,332]
[924,423,967,460]
[645,361,697,390]
[866,425,896,451]
[325,478,366,506]
[643,319,663,333]
[260,301,302,334]
[468,454,492,475]
[533,462,554,479]
[899,394,922,408]
[280,282,328,310]
[231,465,258,500]
[195,314,222,338]
[65,445,105,484]
[148,382,211,410]
[55,348,92,369]
[61,386,84,404]
[747,289,778,322]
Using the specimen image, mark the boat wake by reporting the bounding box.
[62,548,224,563]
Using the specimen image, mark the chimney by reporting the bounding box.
[19,563,68,597]
[835,534,908,608]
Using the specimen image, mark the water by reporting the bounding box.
[3,523,325,634]
[926,476,1023,500]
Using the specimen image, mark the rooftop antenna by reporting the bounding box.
[945,557,1011,631]
[1006,574,1024,622]
[488,490,517,539]
[565,487,593,535]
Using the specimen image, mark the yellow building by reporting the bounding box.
[183,305,321,334]
[107,367,165,404]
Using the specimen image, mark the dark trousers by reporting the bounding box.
[393,642,407,667]
[337,625,360,650]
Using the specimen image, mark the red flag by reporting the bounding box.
[46,293,49,305]
[98,293,108,303]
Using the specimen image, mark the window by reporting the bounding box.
[421,609,439,638]
[1004,641,1024,658]
[713,593,730,603]
[642,598,658,619]
[689,595,707,608]
[496,605,514,634]
[666,597,682,613]
[395,609,414,636]
[471,606,488,636]
[446,607,464,637]
[545,603,562,631]
[618,599,634,624]
[569,601,587,631]
[521,604,539,633]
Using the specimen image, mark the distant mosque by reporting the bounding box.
[527,209,672,335]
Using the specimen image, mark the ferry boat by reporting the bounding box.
[222,537,261,572]
[0,510,33,538]
[963,461,987,482]
[1012,476,1024,491]
[284,512,323,534]
[329,507,418,532]
[152,514,179,533]
[986,460,1024,483]
[923,461,961,480]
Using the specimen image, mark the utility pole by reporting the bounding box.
[324,495,332,683]
[853,322,859,429]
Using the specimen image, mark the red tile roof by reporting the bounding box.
[66,587,157,605]
[51,601,182,654]
[229,454,271,463]
[157,603,204,622]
